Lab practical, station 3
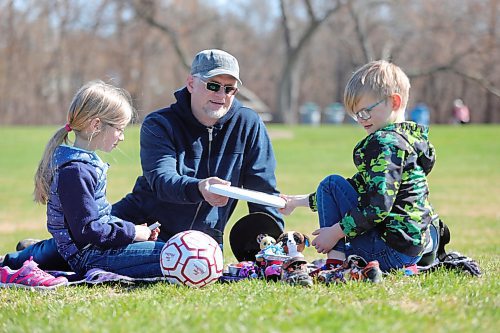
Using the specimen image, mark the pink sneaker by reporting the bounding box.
[0,257,68,290]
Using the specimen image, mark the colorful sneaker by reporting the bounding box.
[281,258,313,287]
[0,257,68,290]
[16,238,41,251]
[264,263,282,281]
[403,264,419,276]
[308,259,343,277]
[238,261,259,279]
[317,266,347,285]
[318,255,383,284]
[345,255,383,283]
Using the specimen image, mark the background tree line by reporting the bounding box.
[0,0,498,125]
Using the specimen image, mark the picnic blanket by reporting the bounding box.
[48,268,167,286]
[44,250,480,287]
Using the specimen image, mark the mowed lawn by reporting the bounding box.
[0,124,498,333]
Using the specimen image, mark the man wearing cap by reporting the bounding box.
[112,48,284,245]
[1,49,283,270]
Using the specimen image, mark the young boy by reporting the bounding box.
[281,60,436,278]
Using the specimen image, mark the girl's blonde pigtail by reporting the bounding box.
[33,128,70,204]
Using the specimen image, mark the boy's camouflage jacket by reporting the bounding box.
[312,122,436,256]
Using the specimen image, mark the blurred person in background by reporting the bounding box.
[451,99,470,124]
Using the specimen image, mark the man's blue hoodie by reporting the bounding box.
[114,87,283,245]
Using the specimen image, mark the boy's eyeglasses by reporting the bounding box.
[198,78,239,96]
[352,98,386,121]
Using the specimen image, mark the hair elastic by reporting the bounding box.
[64,123,72,132]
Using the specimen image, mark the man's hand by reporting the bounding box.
[198,177,231,207]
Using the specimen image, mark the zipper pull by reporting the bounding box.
[207,127,213,142]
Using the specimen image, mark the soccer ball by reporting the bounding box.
[160,230,223,288]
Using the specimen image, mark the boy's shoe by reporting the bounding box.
[317,266,347,285]
[0,254,4,267]
[16,238,41,251]
[317,255,383,284]
[0,257,68,290]
[346,255,383,283]
[308,259,342,277]
[403,264,419,276]
[281,258,313,287]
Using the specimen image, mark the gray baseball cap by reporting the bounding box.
[190,49,241,84]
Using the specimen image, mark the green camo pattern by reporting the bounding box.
[340,122,436,256]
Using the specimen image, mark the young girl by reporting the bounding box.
[281,61,438,280]
[33,80,164,278]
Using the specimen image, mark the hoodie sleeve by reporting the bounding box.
[347,172,364,190]
[339,133,405,237]
[58,162,136,248]
[139,113,204,204]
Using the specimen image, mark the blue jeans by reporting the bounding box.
[68,241,165,278]
[316,174,421,272]
[3,238,165,278]
[2,238,69,270]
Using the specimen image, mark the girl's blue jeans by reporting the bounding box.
[316,174,422,272]
[2,238,164,278]
[2,237,69,270]
[67,241,165,278]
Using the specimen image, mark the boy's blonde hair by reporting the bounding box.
[344,60,410,117]
[34,80,135,204]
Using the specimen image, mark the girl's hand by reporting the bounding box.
[134,224,152,242]
[311,224,346,254]
[148,226,160,241]
[279,194,309,216]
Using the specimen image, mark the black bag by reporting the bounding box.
[417,216,450,266]
[436,218,451,261]
[417,217,481,277]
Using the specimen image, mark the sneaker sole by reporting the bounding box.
[0,282,67,290]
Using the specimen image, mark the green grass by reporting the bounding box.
[0,125,499,333]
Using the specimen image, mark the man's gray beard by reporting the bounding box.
[205,108,228,120]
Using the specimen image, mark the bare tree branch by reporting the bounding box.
[347,0,371,62]
[406,42,499,97]
[130,0,190,70]
[279,0,292,52]
[128,0,272,116]
[304,0,315,22]
[277,0,348,123]
[453,69,500,97]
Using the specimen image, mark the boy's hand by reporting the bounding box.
[279,194,309,216]
[311,224,346,254]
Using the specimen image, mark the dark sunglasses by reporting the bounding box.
[198,78,239,96]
